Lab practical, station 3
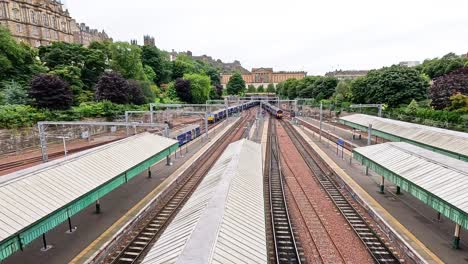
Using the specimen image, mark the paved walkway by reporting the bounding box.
[297,119,466,263]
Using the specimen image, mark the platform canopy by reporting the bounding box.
[141,139,266,264]
[354,142,468,229]
[0,133,178,261]
[339,114,468,161]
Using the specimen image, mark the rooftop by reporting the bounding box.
[141,139,266,264]
[339,114,468,161]
[0,133,178,261]
[354,142,468,229]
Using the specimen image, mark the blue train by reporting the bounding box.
[170,124,201,146]
[262,102,283,119]
[208,101,259,123]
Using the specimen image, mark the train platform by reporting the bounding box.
[294,118,466,263]
[140,139,266,264]
[3,119,237,264]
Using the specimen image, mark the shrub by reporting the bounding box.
[29,74,73,110]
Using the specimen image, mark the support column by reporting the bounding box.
[148,167,152,178]
[95,199,101,214]
[379,176,385,194]
[453,224,461,249]
[38,123,48,162]
[41,233,52,251]
[166,155,172,166]
[319,102,323,141]
[367,124,373,146]
[437,212,441,222]
[396,186,401,195]
[365,166,369,175]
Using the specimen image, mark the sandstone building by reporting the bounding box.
[0,0,110,47]
[325,70,368,80]
[221,68,306,88]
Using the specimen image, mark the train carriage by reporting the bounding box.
[170,124,201,146]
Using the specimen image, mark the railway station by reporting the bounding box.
[0,100,466,264]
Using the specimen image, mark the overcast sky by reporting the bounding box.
[63,0,468,75]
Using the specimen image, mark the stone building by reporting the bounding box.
[221,68,306,88]
[325,70,368,80]
[71,21,111,46]
[144,35,155,46]
[0,0,110,47]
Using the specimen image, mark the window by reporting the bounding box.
[43,14,48,26]
[16,24,22,33]
[55,31,59,40]
[30,10,36,24]
[13,9,20,20]
[0,7,4,18]
[45,29,50,39]
[61,22,66,32]
[53,17,57,28]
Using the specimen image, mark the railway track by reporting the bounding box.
[281,120,400,264]
[0,139,122,173]
[107,108,256,264]
[267,119,302,264]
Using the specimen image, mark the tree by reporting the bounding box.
[141,45,172,85]
[226,72,245,95]
[257,85,265,93]
[2,81,28,105]
[418,53,467,79]
[183,73,211,104]
[127,80,146,105]
[50,65,84,104]
[95,72,130,104]
[39,42,107,89]
[172,55,196,79]
[405,99,419,115]
[109,42,146,81]
[0,26,46,87]
[175,78,192,103]
[247,85,256,93]
[430,67,468,109]
[449,93,468,112]
[138,81,157,103]
[351,65,429,107]
[267,83,275,93]
[29,74,72,110]
[214,84,223,99]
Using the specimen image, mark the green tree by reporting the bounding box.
[2,81,28,105]
[351,65,429,107]
[109,42,146,81]
[267,83,275,93]
[172,55,196,79]
[418,53,467,79]
[95,72,130,104]
[333,81,352,101]
[183,73,211,104]
[226,72,245,95]
[141,45,172,85]
[247,85,256,93]
[138,81,157,103]
[0,26,45,87]
[405,99,419,115]
[29,74,73,110]
[257,85,265,93]
[50,65,84,104]
[39,42,107,89]
[449,93,468,112]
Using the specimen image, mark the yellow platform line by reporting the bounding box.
[295,125,444,264]
[69,119,237,264]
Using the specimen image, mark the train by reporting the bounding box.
[262,102,283,119]
[207,101,259,123]
[169,124,201,146]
